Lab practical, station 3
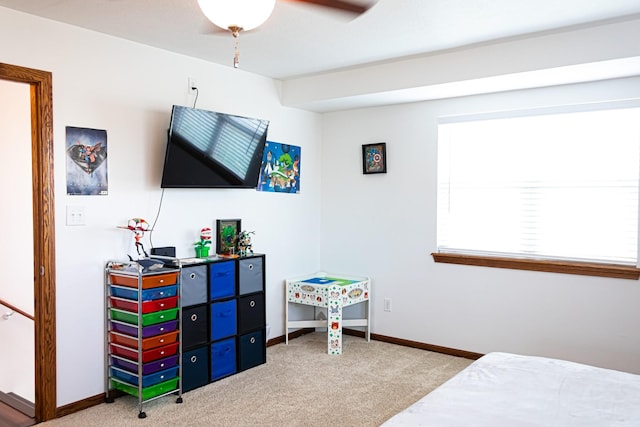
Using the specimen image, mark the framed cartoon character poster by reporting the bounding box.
[362,142,387,174]
[257,141,301,194]
[65,126,108,195]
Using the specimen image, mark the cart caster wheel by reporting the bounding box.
[105,396,114,404]
[176,397,183,404]
[138,412,147,419]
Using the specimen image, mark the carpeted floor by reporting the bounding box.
[40,333,471,426]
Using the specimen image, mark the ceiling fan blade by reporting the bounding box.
[281,0,372,15]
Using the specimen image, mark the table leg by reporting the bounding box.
[285,299,289,345]
[366,298,371,342]
[328,300,342,355]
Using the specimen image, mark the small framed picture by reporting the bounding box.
[216,219,241,255]
[362,142,387,174]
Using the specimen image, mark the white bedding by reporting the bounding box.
[383,352,640,426]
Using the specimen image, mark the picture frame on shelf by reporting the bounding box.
[362,142,387,174]
[216,219,241,255]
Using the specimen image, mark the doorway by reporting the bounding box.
[0,63,56,422]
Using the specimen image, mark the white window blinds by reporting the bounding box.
[436,105,640,265]
[174,109,268,180]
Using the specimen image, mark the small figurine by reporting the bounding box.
[237,230,255,256]
[194,227,213,258]
[126,217,150,258]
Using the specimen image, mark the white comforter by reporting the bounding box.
[383,352,640,426]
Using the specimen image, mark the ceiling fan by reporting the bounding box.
[197,0,373,68]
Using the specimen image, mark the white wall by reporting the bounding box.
[0,7,323,406]
[321,76,640,374]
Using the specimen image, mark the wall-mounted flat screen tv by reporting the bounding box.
[161,105,269,188]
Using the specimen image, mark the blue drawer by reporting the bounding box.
[209,261,235,300]
[210,299,236,341]
[211,338,236,381]
[111,284,178,301]
[111,366,178,388]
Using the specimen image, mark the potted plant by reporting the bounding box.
[194,227,212,258]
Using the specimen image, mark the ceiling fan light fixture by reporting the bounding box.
[197,0,276,32]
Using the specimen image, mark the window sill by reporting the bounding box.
[431,253,640,280]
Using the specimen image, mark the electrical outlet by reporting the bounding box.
[188,77,198,94]
[384,298,392,312]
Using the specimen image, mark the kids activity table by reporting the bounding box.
[285,272,371,355]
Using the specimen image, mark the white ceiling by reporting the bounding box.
[2,0,640,81]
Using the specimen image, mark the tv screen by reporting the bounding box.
[161,105,269,188]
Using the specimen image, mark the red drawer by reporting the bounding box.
[110,296,178,314]
[110,272,178,289]
[110,342,179,363]
[110,331,179,351]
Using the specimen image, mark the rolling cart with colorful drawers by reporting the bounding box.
[105,260,183,419]
[180,254,266,393]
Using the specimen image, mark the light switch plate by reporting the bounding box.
[66,205,86,226]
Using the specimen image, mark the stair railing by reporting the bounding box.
[0,297,34,321]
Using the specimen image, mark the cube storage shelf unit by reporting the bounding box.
[105,259,183,419]
[180,254,266,393]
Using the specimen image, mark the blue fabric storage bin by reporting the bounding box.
[210,299,236,341]
[238,329,265,371]
[209,261,235,300]
[182,346,209,392]
[211,338,236,381]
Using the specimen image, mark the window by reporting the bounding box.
[435,103,640,277]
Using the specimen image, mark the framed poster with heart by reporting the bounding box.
[65,126,108,195]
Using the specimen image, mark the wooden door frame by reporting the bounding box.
[0,63,56,422]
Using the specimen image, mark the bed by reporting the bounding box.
[383,352,640,426]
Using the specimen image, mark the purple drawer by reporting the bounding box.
[111,320,178,338]
[112,354,179,375]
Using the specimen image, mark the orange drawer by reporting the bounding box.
[111,330,179,351]
[110,296,178,314]
[110,272,178,289]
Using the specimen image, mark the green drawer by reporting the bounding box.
[110,308,179,326]
[111,377,180,400]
